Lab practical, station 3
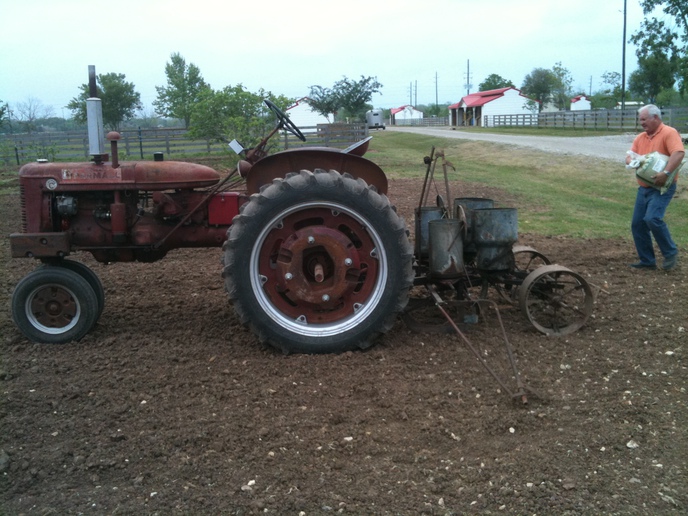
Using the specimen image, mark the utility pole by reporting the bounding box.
[464,59,473,95]
[621,0,627,109]
[435,72,439,109]
[409,82,413,105]
[415,80,417,106]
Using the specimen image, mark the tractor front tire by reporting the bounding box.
[223,169,414,354]
[11,267,99,344]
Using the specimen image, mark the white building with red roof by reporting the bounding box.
[570,94,592,111]
[449,87,537,127]
[390,105,424,125]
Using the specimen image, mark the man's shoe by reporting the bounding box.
[662,254,678,271]
[629,262,657,270]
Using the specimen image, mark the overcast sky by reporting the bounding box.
[1,0,651,117]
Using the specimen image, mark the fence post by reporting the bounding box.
[138,127,144,159]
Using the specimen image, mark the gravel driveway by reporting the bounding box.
[387,126,639,162]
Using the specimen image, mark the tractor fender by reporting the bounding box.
[245,148,388,195]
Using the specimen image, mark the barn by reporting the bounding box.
[286,97,332,129]
[390,105,424,125]
[570,94,592,111]
[449,87,536,127]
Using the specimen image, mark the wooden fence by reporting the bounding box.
[486,107,688,132]
[280,123,369,150]
[0,124,369,165]
[392,117,449,127]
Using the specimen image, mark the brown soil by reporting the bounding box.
[1,176,687,515]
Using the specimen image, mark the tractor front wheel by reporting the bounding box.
[223,169,414,354]
[11,267,100,344]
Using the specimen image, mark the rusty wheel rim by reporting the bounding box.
[250,201,387,337]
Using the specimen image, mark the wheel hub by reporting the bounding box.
[31,286,77,328]
[275,226,361,308]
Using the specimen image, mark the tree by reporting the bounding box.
[307,85,339,123]
[478,74,515,91]
[601,71,623,96]
[135,107,163,129]
[590,71,624,109]
[308,76,383,122]
[631,1,687,94]
[629,52,676,103]
[67,73,142,131]
[187,84,292,146]
[333,76,382,121]
[551,62,574,110]
[656,86,688,107]
[154,53,208,128]
[0,100,8,131]
[521,68,558,110]
[14,97,54,133]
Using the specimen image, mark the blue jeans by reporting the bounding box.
[631,183,678,264]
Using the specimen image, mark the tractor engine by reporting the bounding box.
[11,153,244,263]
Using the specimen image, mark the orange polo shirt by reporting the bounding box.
[631,122,684,187]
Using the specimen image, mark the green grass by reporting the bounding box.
[367,131,688,246]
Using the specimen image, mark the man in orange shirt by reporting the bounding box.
[625,104,684,271]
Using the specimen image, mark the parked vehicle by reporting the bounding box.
[366,109,385,130]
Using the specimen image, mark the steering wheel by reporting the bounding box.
[264,99,306,142]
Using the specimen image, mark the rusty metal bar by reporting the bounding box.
[477,298,531,404]
[418,146,435,212]
[427,284,530,404]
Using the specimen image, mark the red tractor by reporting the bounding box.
[9,73,595,358]
[9,98,414,354]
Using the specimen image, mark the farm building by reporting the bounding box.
[615,101,643,110]
[390,105,424,125]
[449,87,537,127]
[286,97,332,128]
[570,94,592,111]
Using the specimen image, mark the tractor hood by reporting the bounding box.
[18,160,221,191]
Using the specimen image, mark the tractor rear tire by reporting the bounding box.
[223,169,414,354]
[11,267,99,344]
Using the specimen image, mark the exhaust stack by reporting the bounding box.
[86,65,106,163]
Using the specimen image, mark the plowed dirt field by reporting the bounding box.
[1,168,687,515]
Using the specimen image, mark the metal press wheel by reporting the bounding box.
[493,246,552,303]
[517,264,593,336]
[512,245,551,272]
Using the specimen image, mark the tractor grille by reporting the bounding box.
[19,184,27,232]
